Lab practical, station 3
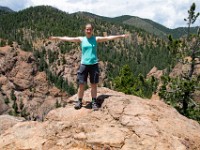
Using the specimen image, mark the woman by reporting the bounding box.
[49,23,129,111]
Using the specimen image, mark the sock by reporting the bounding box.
[92,98,96,103]
[78,98,82,102]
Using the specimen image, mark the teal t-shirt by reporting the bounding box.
[81,36,98,65]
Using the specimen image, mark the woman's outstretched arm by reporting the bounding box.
[49,36,82,43]
[96,34,129,42]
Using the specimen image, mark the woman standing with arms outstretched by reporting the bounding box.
[50,23,129,111]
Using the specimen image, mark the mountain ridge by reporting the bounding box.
[0,6,14,12]
[0,6,14,15]
[0,5,198,39]
[73,11,199,39]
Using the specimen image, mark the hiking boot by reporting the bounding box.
[92,101,99,111]
[74,101,82,109]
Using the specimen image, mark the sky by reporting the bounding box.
[0,0,200,29]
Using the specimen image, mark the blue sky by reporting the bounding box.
[0,0,200,29]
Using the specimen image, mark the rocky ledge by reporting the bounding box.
[0,87,200,150]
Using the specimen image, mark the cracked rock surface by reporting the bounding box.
[0,87,200,150]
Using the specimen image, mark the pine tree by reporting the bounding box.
[19,99,24,110]
[4,97,10,105]
[12,101,19,115]
[10,89,16,101]
[184,3,200,38]
[113,65,158,98]
[159,3,200,121]
[0,40,6,47]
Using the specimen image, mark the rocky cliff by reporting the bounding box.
[0,45,67,120]
[0,87,200,150]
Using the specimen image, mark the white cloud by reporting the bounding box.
[0,0,32,11]
[0,0,200,28]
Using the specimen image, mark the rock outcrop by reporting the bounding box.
[0,87,200,150]
[170,57,200,78]
[0,45,67,120]
[169,57,200,102]
[146,66,163,79]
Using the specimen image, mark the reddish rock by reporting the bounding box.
[0,87,199,150]
[147,66,163,79]
[9,61,34,90]
[0,115,25,135]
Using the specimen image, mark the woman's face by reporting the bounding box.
[85,24,93,38]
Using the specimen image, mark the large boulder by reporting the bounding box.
[0,115,25,135]
[0,46,17,74]
[9,61,34,90]
[0,87,200,150]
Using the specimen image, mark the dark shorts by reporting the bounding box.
[77,64,99,84]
